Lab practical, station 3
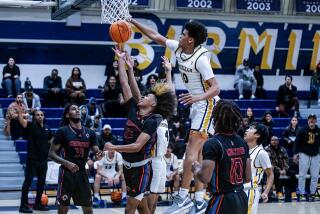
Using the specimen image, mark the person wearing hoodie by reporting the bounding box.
[261,111,273,146]
[65,67,86,105]
[80,105,92,128]
[86,97,99,118]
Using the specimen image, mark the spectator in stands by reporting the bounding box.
[276,75,300,118]
[246,107,256,125]
[65,67,86,105]
[310,62,320,105]
[93,144,126,205]
[80,105,92,128]
[282,116,299,154]
[101,75,124,117]
[43,68,64,107]
[237,117,250,139]
[1,57,21,97]
[86,97,99,118]
[261,111,274,146]
[22,85,41,115]
[253,65,265,99]
[132,59,146,92]
[293,113,320,201]
[234,59,257,99]
[91,114,102,135]
[98,124,118,150]
[145,74,158,91]
[265,136,289,200]
[17,109,52,213]
[164,143,180,197]
[282,159,299,202]
[4,94,28,140]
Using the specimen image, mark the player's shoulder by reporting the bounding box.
[56,125,69,133]
[149,113,163,122]
[256,147,269,159]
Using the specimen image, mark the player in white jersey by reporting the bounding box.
[131,19,220,214]
[244,123,274,214]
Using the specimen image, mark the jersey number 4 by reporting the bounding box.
[181,73,189,83]
[230,157,243,184]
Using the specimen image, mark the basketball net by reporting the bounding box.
[101,0,131,24]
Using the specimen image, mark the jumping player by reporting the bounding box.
[244,123,274,214]
[192,100,251,214]
[105,48,176,214]
[131,18,220,213]
[49,104,103,214]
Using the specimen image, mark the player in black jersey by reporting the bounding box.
[105,47,176,214]
[49,104,102,214]
[192,100,251,214]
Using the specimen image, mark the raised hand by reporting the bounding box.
[112,45,126,59]
[124,52,134,70]
[161,56,172,73]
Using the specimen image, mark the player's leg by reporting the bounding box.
[126,195,148,214]
[93,174,102,205]
[120,173,127,201]
[147,157,163,213]
[56,168,72,214]
[81,206,93,214]
[58,205,69,214]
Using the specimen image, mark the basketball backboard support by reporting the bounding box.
[51,0,98,20]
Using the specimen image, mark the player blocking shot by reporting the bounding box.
[192,100,251,214]
[131,19,220,213]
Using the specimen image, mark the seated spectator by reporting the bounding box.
[164,143,180,197]
[253,65,265,99]
[261,111,274,146]
[4,94,28,140]
[293,114,320,201]
[246,107,255,125]
[310,62,320,105]
[86,97,99,118]
[65,67,86,105]
[43,69,64,107]
[101,75,124,117]
[22,85,41,115]
[145,74,158,91]
[1,57,21,97]
[282,116,299,153]
[91,114,102,135]
[265,136,289,200]
[237,117,250,139]
[276,75,300,118]
[93,146,126,205]
[233,59,257,99]
[98,124,118,150]
[80,105,92,128]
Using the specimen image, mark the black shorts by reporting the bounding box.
[206,191,248,214]
[123,162,151,197]
[56,167,92,207]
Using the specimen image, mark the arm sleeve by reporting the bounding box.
[196,53,214,81]
[258,150,272,170]
[165,39,179,51]
[202,139,222,161]
[52,128,65,146]
[142,117,160,136]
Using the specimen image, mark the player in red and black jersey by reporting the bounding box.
[105,48,176,214]
[192,100,251,214]
[49,104,102,214]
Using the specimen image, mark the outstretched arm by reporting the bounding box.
[162,56,175,92]
[131,19,167,47]
[125,53,142,101]
[113,47,133,103]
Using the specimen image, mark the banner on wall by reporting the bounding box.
[0,13,319,78]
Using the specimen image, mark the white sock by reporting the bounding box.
[195,190,205,202]
[179,188,189,198]
[94,193,99,199]
[122,192,127,199]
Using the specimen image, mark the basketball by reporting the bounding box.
[41,194,48,206]
[109,20,132,43]
[111,191,122,204]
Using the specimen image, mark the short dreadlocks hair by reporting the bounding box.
[213,99,242,134]
[151,83,177,120]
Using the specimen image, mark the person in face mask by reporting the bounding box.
[310,62,320,105]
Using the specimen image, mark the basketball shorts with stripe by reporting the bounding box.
[206,191,248,214]
[123,162,151,197]
[246,188,260,214]
[190,99,216,135]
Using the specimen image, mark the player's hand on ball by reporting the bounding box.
[66,161,79,173]
[179,93,200,105]
[261,193,268,202]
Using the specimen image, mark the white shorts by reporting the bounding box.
[150,157,166,193]
[190,96,219,135]
[246,188,260,214]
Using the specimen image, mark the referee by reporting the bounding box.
[18,110,52,213]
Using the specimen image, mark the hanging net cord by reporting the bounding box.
[101,0,131,23]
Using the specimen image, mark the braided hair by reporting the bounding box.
[213,99,242,134]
